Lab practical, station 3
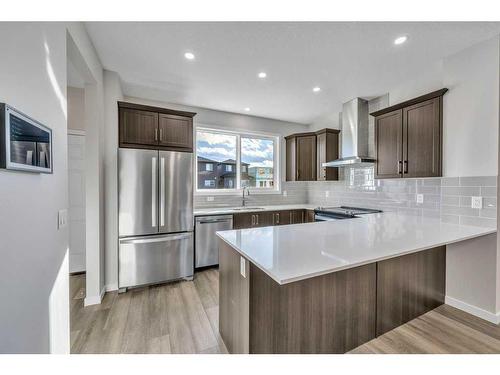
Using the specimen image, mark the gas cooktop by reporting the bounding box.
[314,206,383,220]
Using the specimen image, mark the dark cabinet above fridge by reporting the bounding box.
[118,101,196,152]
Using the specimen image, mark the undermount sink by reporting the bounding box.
[231,207,265,211]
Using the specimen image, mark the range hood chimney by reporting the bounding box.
[323,97,375,167]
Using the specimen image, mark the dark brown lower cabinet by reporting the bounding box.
[376,246,446,336]
[219,242,446,354]
[233,209,308,229]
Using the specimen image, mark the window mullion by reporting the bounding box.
[236,134,241,190]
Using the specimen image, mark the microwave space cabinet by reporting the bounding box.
[118,102,196,152]
[371,89,447,179]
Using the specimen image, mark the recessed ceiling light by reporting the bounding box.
[184,52,195,60]
[394,36,408,45]
[258,72,267,79]
[244,107,251,112]
[312,87,321,93]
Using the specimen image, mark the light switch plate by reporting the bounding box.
[206,196,214,202]
[282,190,288,197]
[471,196,483,209]
[325,191,329,198]
[416,194,424,204]
[58,209,68,229]
[240,256,246,278]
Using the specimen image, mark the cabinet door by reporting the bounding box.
[316,131,339,181]
[233,213,253,229]
[158,113,193,151]
[119,108,159,147]
[289,210,304,224]
[402,97,442,178]
[304,209,315,223]
[254,212,274,227]
[374,109,403,179]
[285,137,296,181]
[272,211,290,226]
[296,135,317,181]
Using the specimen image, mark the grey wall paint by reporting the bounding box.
[0,23,69,353]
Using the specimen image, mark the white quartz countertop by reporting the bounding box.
[216,212,496,285]
[194,204,316,216]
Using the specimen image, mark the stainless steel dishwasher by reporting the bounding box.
[195,215,233,268]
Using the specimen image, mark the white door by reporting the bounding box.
[68,134,86,273]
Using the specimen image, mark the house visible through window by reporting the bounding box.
[196,128,279,192]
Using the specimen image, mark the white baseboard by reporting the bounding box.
[84,286,106,306]
[105,282,118,292]
[445,296,500,324]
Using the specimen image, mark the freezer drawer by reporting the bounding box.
[195,215,233,268]
[119,232,194,288]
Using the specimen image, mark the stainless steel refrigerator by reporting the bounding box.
[118,148,193,291]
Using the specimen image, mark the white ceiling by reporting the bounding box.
[85,22,500,124]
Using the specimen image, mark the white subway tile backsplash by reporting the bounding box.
[195,166,497,229]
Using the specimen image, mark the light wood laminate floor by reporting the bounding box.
[71,269,500,354]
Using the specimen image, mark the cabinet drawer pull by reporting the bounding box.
[398,160,402,174]
[276,213,280,224]
[160,128,163,141]
[256,215,259,225]
[404,160,408,174]
[155,128,158,141]
[251,215,255,226]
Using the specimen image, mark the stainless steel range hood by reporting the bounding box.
[323,97,375,167]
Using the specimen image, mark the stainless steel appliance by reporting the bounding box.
[322,98,375,168]
[118,148,194,291]
[314,206,382,221]
[195,215,233,268]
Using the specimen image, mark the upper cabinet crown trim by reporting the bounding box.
[118,101,197,118]
[370,88,448,117]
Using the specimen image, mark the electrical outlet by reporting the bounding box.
[325,191,329,198]
[206,196,214,202]
[240,257,246,278]
[416,194,424,204]
[471,196,483,209]
[58,209,68,229]
[282,190,288,197]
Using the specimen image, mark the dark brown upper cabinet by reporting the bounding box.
[316,128,340,181]
[158,113,193,151]
[285,133,317,181]
[286,128,339,181]
[118,102,196,152]
[371,89,447,179]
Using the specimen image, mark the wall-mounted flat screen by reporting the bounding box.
[1,104,53,173]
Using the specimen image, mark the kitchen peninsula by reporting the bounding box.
[216,212,496,354]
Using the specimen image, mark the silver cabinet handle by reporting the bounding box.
[160,128,163,141]
[276,213,280,224]
[256,214,259,225]
[398,160,402,174]
[160,156,165,226]
[152,156,157,227]
[155,128,158,141]
[251,214,255,226]
[120,233,191,244]
[404,160,408,174]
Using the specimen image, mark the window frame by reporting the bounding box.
[195,126,281,195]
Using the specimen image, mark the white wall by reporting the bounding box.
[446,234,500,323]
[442,36,499,177]
[103,71,123,291]
[0,23,69,353]
[67,86,85,132]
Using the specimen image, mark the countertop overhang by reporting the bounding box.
[216,212,496,285]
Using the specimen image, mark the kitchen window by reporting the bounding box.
[196,127,280,194]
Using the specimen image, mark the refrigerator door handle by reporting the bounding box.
[152,156,157,227]
[160,156,165,226]
[120,233,191,245]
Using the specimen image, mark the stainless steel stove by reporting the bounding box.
[314,206,382,221]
